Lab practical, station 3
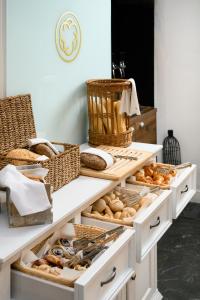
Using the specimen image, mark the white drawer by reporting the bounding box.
[11,229,135,300]
[82,189,172,263]
[171,164,197,218]
[133,189,172,262]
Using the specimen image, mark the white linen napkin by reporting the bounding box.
[120,78,141,116]
[0,165,51,216]
[28,138,59,155]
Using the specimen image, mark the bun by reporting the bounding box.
[6,148,40,165]
[31,143,55,158]
[105,205,114,218]
[114,211,122,219]
[93,199,107,213]
[108,198,124,212]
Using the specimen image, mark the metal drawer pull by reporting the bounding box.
[100,267,117,287]
[150,217,160,229]
[181,185,189,194]
[131,273,136,280]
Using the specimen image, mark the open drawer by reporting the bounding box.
[82,187,172,263]
[129,163,197,219]
[170,164,196,218]
[11,226,135,300]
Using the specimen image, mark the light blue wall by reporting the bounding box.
[6,0,111,144]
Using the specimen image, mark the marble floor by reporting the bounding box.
[158,202,200,300]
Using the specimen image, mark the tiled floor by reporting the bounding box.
[158,202,200,300]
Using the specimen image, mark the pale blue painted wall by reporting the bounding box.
[6,0,111,144]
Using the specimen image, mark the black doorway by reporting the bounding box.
[111,0,154,107]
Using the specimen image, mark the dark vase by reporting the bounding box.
[163,130,181,165]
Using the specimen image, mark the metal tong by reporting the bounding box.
[157,162,192,175]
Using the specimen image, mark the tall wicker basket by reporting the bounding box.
[87,79,134,147]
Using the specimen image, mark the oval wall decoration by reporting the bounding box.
[55,11,81,62]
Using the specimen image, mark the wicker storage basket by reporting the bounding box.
[0,94,80,191]
[13,224,106,287]
[87,79,134,147]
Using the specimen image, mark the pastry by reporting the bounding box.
[105,205,114,218]
[44,254,63,267]
[56,238,71,248]
[92,199,107,213]
[114,211,122,219]
[32,258,49,267]
[6,148,40,165]
[92,210,102,217]
[108,198,124,212]
[31,143,55,158]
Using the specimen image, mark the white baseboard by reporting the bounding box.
[191,190,200,203]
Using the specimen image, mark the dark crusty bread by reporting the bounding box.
[80,152,107,170]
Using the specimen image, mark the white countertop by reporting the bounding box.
[0,142,162,266]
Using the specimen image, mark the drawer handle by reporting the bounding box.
[150,217,160,229]
[100,267,117,287]
[181,185,189,194]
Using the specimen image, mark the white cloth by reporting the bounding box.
[120,78,141,116]
[28,138,59,155]
[81,147,114,169]
[0,165,51,216]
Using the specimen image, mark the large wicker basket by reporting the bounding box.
[0,94,80,191]
[87,79,134,147]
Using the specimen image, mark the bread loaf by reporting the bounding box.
[31,143,55,158]
[81,153,107,170]
[6,149,40,165]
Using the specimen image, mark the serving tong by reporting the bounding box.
[157,162,192,175]
[115,186,160,207]
[67,226,125,268]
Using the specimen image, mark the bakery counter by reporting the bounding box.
[0,142,163,300]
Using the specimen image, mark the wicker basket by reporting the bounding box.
[0,94,80,191]
[86,79,134,147]
[13,224,106,287]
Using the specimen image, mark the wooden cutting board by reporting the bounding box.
[80,145,154,181]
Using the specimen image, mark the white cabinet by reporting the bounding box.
[127,246,161,300]
[11,229,135,300]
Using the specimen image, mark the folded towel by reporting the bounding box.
[28,138,59,155]
[120,78,141,116]
[0,165,51,216]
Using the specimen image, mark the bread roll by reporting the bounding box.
[105,205,114,218]
[114,211,122,219]
[31,143,55,158]
[102,195,112,204]
[93,199,107,213]
[92,210,102,217]
[108,198,124,212]
[6,148,40,165]
[122,207,136,216]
